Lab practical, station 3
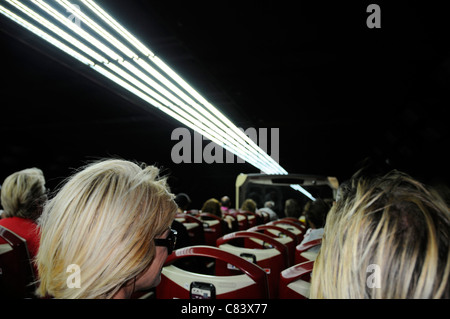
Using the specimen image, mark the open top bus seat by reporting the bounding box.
[216,231,289,298]
[268,220,305,243]
[248,224,297,266]
[239,210,262,228]
[224,211,249,231]
[175,213,205,246]
[281,217,306,228]
[156,245,269,299]
[0,226,36,298]
[295,238,322,264]
[198,213,226,246]
[279,260,314,299]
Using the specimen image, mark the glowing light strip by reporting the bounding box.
[6,0,105,63]
[0,4,94,67]
[290,184,316,201]
[0,0,315,198]
[28,0,121,61]
[80,0,285,174]
[5,0,273,172]
[59,0,281,174]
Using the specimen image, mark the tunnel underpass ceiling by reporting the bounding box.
[0,0,449,187]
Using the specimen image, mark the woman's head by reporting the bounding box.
[284,198,301,218]
[201,198,222,217]
[1,167,46,221]
[36,159,177,298]
[304,199,330,229]
[310,170,450,299]
[241,198,257,213]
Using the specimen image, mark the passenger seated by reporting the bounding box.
[241,198,257,214]
[0,168,47,263]
[36,159,177,299]
[298,199,330,253]
[174,193,191,213]
[220,195,231,214]
[201,198,233,232]
[310,170,450,299]
[201,198,222,217]
[258,201,279,221]
[284,198,302,219]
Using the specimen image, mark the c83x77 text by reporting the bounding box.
[181,303,268,316]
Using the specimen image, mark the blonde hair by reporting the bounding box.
[36,159,177,299]
[241,198,257,213]
[1,167,46,221]
[310,171,450,299]
[201,198,221,217]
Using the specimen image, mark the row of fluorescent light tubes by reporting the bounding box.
[0,0,315,200]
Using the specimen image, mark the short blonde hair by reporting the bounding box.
[310,171,450,299]
[241,198,257,213]
[1,167,46,221]
[201,198,221,217]
[36,159,177,298]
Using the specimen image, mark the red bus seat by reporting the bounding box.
[281,217,306,228]
[249,225,297,266]
[0,226,36,298]
[224,211,249,230]
[268,220,305,243]
[216,231,289,298]
[260,211,270,223]
[175,213,205,246]
[295,238,322,264]
[156,245,269,299]
[279,260,314,299]
[198,213,225,246]
[239,210,262,228]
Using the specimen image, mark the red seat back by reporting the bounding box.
[295,238,322,264]
[249,225,297,266]
[239,210,262,228]
[0,226,36,298]
[279,260,314,299]
[156,245,269,299]
[175,213,205,245]
[198,213,225,246]
[224,211,249,230]
[216,231,289,298]
[268,220,305,243]
[281,217,307,229]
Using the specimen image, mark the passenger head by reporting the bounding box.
[305,198,330,229]
[201,198,222,217]
[1,167,46,221]
[264,201,275,209]
[310,170,450,299]
[241,198,257,213]
[220,196,231,208]
[174,193,191,211]
[36,159,177,299]
[284,198,301,218]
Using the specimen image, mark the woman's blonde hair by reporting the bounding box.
[1,167,46,221]
[36,159,177,299]
[201,198,221,217]
[310,170,450,299]
[241,198,257,213]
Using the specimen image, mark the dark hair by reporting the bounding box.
[305,198,330,228]
[202,198,222,217]
[174,193,191,210]
[220,196,231,208]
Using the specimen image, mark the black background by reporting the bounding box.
[1,0,449,208]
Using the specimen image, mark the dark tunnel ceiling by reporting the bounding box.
[0,0,449,192]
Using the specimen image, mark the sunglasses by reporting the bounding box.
[154,228,177,255]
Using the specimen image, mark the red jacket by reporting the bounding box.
[0,216,40,260]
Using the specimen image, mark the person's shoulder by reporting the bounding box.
[0,217,38,231]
